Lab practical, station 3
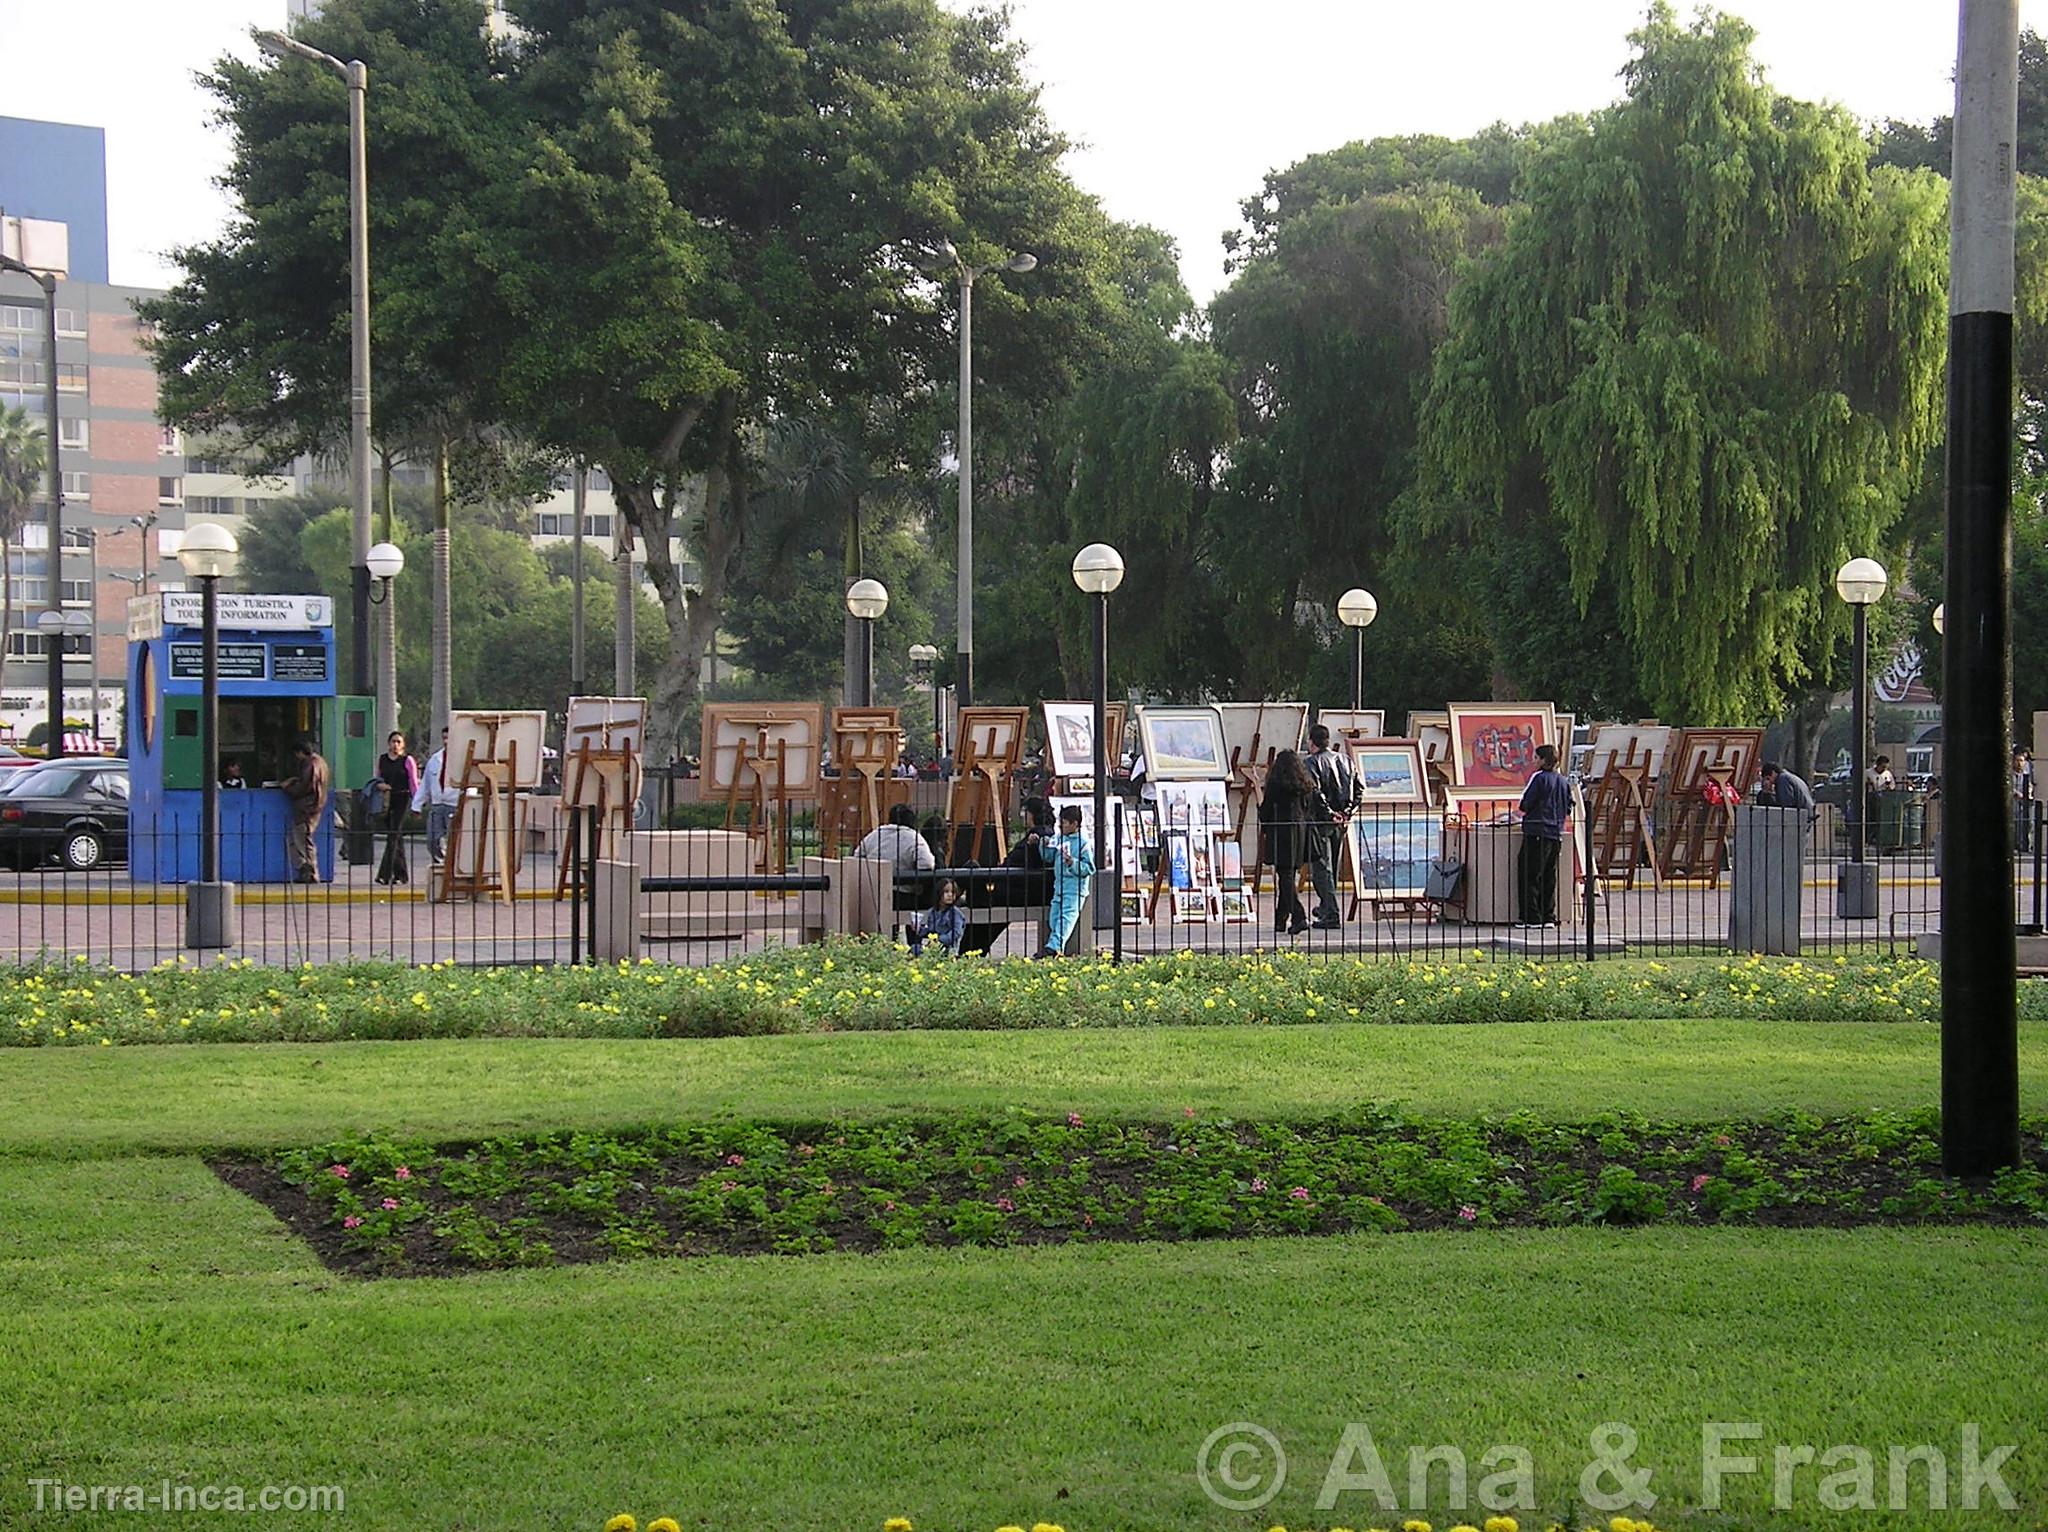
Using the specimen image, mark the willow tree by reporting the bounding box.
[1417,6,1947,722]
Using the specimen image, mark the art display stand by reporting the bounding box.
[554,697,648,899]
[1588,760,1662,889]
[1142,781,1239,924]
[1657,729,1762,885]
[701,704,825,873]
[439,713,538,906]
[944,707,1029,865]
[819,707,908,857]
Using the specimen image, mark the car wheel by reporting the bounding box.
[62,829,104,871]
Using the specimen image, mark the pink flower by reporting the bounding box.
[882,1201,896,1213]
[329,1164,350,1180]
[341,1215,363,1229]
[724,1153,745,1166]
[1250,1178,1268,1193]
[393,1165,412,1181]
[1691,1174,1712,1193]
[995,1196,1016,1213]
[380,1197,400,1211]
[1082,1212,1094,1228]
[1183,1106,1196,1118]
[797,1144,815,1156]
[720,1181,737,1192]
[1714,1134,1733,1147]
[1457,1204,1479,1221]
[1289,1186,1312,1201]
[1366,1196,1384,1206]
[1067,1112,1084,1128]
[1013,1175,1028,1188]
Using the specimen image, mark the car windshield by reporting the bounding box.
[2,766,122,799]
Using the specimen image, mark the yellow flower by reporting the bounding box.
[1404,1522,1433,1532]
[995,1526,1026,1532]
[885,1520,913,1532]
[647,1521,681,1532]
[1485,1520,1519,1532]
[1030,1524,1065,1532]
[603,1517,637,1532]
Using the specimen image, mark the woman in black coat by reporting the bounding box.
[1260,749,1318,936]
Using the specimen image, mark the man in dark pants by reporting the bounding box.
[1516,743,1569,927]
[1304,723,1356,929]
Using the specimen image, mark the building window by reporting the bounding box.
[55,363,86,393]
[17,578,45,603]
[158,424,181,455]
[58,417,87,450]
[0,305,36,332]
[60,528,91,550]
[5,633,88,659]
[0,358,39,387]
[185,456,238,475]
[588,469,612,491]
[61,471,88,499]
[588,515,612,537]
[186,495,240,517]
[157,476,183,506]
[60,578,90,605]
[55,308,84,337]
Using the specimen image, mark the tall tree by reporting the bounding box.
[1416,5,1947,723]
[0,406,47,674]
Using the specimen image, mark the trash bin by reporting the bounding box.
[1876,792,1926,852]
[343,787,375,865]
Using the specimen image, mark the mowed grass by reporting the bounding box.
[2,1018,2046,1155]
[5,1013,2046,1529]
[1,1156,2042,1531]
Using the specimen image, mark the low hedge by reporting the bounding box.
[1,945,1999,1047]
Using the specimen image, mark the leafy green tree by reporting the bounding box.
[1872,27,2048,174]
[1416,5,1948,724]
[0,406,47,669]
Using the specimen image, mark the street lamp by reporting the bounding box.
[1933,603,1946,636]
[846,578,889,708]
[178,521,239,949]
[1072,542,1125,959]
[908,641,941,761]
[921,238,1037,710]
[35,607,95,751]
[367,539,405,598]
[255,28,373,707]
[1834,556,1888,911]
[1,252,64,760]
[1336,587,1378,712]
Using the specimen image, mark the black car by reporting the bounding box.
[0,761,129,870]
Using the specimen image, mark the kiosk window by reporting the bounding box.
[173,709,198,738]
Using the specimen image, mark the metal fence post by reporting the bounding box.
[568,803,583,967]
[585,804,600,964]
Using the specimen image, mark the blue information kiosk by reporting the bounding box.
[126,592,372,884]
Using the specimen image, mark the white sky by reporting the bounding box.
[2,0,2043,301]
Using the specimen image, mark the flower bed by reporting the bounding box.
[604,1519,1669,1532]
[4,946,1993,1047]
[219,1108,2048,1276]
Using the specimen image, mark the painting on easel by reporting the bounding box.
[820,707,907,855]
[555,696,648,897]
[701,702,827,870]
[1043,700,1127,781]
[442,710,547,904]
[946,706,1030,864]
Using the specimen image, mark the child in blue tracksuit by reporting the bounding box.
[917,878,967,957]
[1038,804,1097,957]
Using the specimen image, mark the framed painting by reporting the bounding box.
[1442,784,1523,824]
[448,710,548,790]
[1137,706,1231,781]
[701,703,826,795]
[1445,703,1557,790]
[1666,728,1765,795]
[1586,725,1672,782]
[1043,700,1127,780]
[1344,738,1429,805]
[1406,710,1452,764]
[1216,702,1308,772]
[1348,809,1443,899]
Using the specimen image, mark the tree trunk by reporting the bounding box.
[430,437,452,743]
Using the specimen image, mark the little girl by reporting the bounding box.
[918,877,966,957]
[1038,804,1097,958]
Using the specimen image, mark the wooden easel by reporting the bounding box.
[1228,741,1274,896]
[440,717,525,905]
[1663,768,1740,883]
[554,704,646,898]
[819,708,907,856]
[1589,757,1663,889]
[724,731,791,872]
[944,707,1027,864]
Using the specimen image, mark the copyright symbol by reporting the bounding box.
[1196,1421,1286,1511]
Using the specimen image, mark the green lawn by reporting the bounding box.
[2,1156,2042,1531]
[4,1009,2045,1530]
[3,1018,2044,1155]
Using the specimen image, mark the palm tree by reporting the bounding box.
[0,406,49,677]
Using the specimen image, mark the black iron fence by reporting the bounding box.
[0,795,2033,971]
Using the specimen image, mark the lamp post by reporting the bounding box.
[255,29,373,705]
[1835,556,1888,914]
[1072,542,1125,958]
[178,521,239,949]
[1336,588,1378,712]
[845,579,889,709]
[923,239,1037,711]
[908,642,940,762]
[1,252,63,759]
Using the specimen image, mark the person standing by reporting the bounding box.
[2014,748,2035,853]
[1758,761,1816,823]
[410,726,462,867]
[283,738,330,884]
[373,731,420,886]
[1259,748,1318,937]
[1516,743,1570,928]
[1036,803,1097,957]
[1303,723,1356,929]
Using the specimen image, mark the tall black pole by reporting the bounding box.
[1092,590,1109,940]
[1351,628,1364,713]
[859,617,875,709]
[1944,0,2023,1176]
[1851,603,1868,865]
[955,269,975,712]
[35,272,62,758]
[201,573,220,885]
[932,666,943,761]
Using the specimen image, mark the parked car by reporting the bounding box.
[0,761,129,870]
[0,743,37,771]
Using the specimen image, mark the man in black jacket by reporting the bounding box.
[1516,744,1570,927]
[1304,724,1357,929]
